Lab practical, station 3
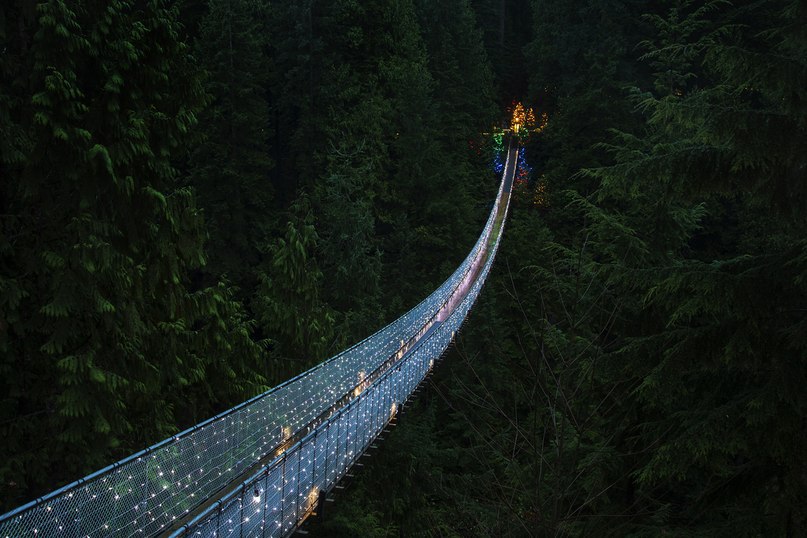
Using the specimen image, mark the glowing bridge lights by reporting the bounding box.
[509,101,547,141]
[0,140,519,538]
[307,487,319,510]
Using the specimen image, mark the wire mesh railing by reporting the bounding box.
[0,142,516,538]
[172,168,512,536]
[170,143,516,537]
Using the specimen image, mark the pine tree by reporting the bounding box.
[189,0,274,291]
[253,194,335,371]
[266,0,322,204]
[580,0,807,533]
[0,0,266,510]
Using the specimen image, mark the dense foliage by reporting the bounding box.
[0,0,494,511]
[320,0,807,536]
[2,1,805,536]
[0,0,267,507]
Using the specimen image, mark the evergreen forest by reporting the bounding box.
[1,0,805,535]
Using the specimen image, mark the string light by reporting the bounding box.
[492,130,506,173]
[509,101,548,141]
[513,146,533,205]
[511,102,526,133]
[171,144,515,535]
[533,176,549,208]
[0,142,516,538]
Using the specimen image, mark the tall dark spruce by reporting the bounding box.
[0,0,266,510]
[318,0,807,536]
[189,0,274,292]
[589,1,807,533]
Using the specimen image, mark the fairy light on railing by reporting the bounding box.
[172,142,515,536]
[0,140,517,538]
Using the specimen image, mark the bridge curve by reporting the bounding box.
[0,140,519,538]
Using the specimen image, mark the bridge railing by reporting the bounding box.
[172,142,516,537]
[174,199,507,537]
[0,143,515,537]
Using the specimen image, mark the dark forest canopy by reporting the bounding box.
[1,0,805,536]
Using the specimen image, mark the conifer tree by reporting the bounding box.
[189,0,274,291]
[553,0,807,533]
[267,0,322,204]
[253,195,335,371]
[0,0,265,509]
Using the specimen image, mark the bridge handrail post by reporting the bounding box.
[295,440,302,523]
[260,470,267,537]
[239,482,245,538]
[279,453,287,535]
[334,409,341,486]
[311,427,319,510]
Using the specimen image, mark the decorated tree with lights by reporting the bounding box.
[510,100,547,143]
[511,101,526,132]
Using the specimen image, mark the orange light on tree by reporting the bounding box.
[526,108,548,134]
[536,111,549,134]
[511,102,526,133]
[533,176,549,208]
[511,102,548,138]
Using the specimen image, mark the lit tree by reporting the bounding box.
[511,101,548,141]
[511,101,526,132]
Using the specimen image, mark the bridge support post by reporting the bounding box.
[316,489,326,521]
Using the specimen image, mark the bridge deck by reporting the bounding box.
[0,140,519,538]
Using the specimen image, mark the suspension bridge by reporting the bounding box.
[0,140,519,538]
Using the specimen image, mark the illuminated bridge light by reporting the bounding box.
[0,139,519,538]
